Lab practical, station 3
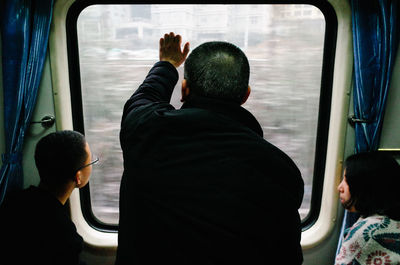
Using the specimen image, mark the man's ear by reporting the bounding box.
[74,171,82,187]
[241,86,251,105]
[181,79,190,102]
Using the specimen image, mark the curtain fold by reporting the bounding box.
[336,0,400,260]
[0,0,54,205]
[353,0,399,153]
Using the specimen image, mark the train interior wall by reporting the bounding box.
[0,37,57,187]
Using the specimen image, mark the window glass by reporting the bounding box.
[77,4,325,224]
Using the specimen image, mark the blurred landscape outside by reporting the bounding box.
[77,4,325,224]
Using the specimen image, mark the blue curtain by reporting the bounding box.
[353,0,399,153]
[0,0,54,205]
[336,0,400,259]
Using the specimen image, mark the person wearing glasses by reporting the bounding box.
[0,130,98,265]
[117,33,304,265]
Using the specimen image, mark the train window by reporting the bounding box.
[71,3,333,227]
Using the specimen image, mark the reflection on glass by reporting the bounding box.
[77,4,325,224]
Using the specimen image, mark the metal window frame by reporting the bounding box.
[66,0,337,232]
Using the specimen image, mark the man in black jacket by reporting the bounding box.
[117,32,304,265]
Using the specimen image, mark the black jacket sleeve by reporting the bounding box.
[121,61,178,123]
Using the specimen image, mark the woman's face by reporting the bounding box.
[337,169,356,212]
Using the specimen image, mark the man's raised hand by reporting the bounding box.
[159,32,190,68]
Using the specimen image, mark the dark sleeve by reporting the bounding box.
[121,61,179,123]
[54,225,84,265]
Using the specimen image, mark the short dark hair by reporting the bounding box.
[345,151,400,220]
[35,130,88,187]
[184,41,250,103]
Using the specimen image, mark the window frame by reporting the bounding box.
[66,0,337,232]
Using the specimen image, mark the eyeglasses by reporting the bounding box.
[76,156,99,172]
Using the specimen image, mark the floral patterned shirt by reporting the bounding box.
[335,215,400,265]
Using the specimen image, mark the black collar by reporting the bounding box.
[181,95,263,137]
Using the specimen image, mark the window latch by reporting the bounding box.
[31,115,55,128]
[347,115,371,127]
